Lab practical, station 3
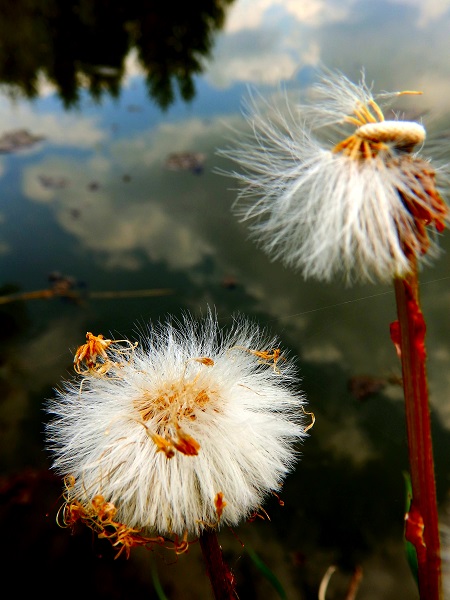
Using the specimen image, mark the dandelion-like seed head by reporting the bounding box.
[46,310,308,556]
[220,69,448,283]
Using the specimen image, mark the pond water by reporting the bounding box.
[1,1,450,599]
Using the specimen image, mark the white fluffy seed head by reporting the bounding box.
[219,70,448,284]
[46,309,308,537]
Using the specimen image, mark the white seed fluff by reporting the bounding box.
[46,310,307,537]
[219,69,448,283]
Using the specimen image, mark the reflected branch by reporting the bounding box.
[0,287,174,305]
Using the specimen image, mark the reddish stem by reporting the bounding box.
[393,265,442,599]
[199,529,236,600]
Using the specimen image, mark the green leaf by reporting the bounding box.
[403,471,418,587]
[246,544,288,600]
[151,559,170,600]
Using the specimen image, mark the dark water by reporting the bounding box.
[1,1,450,599]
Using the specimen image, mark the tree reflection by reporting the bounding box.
[0,0,234,109]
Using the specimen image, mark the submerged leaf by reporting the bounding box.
[403,471,419,587]
[245,545,288,600]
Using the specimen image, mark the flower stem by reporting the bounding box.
[199,529,236,600]
[393,263,442,599]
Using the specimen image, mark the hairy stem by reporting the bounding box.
[393,265,442,599]
[199,529,236,600]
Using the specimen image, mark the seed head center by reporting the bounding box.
[136,378,213,425]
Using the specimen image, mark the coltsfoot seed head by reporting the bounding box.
[46,309,308,552]
[219,69,448,283]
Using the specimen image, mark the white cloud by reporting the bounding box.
[223,0,355,33]
[22,162,72,203]
[209,47,299,88]
[205,0,360,87]
[301,342,343,364]
[22,157,110,203]
[0,100,106,147]
[123,48,146,82]
[390,0,450,27]
[20,118,224,271]
[321,413,379,466]
[113,117,214,168]
[59,199,214,271]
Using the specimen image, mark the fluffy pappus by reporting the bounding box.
[219,69,448,283]
[46,309,308,548]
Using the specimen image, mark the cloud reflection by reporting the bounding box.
[207,0,450,116]
[0,101,106,148]
[21,118,221,271]
[223,0,356,32]
[391,0,450,26]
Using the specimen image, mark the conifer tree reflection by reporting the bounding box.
[0,0,234,108]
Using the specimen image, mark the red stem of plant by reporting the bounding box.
[393,264,442,599]
[199,529,236,600]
